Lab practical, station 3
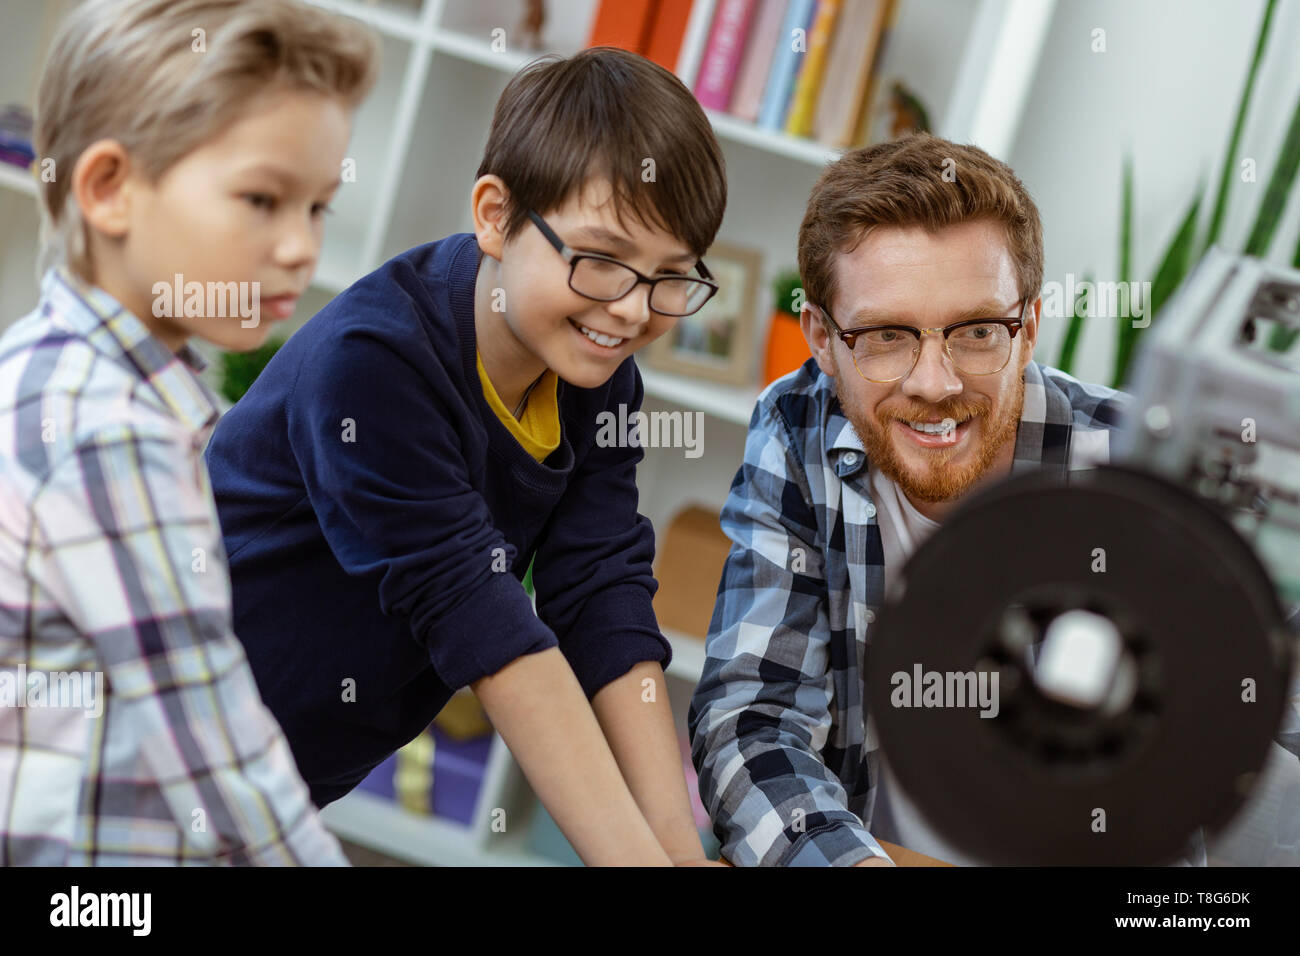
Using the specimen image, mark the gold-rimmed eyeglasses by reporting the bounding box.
[815,299,1029,383]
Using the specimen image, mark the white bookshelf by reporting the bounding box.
[0,0,1053,866]
[0,162,37,198]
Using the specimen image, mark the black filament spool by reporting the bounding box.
[867,465,1289,865]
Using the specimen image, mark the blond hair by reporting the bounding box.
[34,0,379,282]
[798,133,1044,317]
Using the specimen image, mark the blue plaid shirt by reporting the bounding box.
[689,358,1300,866]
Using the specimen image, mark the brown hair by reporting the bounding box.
[476,46,727,258]
[798,132,1043,316]
[35,0,379,281]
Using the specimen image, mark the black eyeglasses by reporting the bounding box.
[816,299,1028,383]
[527,210,719,317]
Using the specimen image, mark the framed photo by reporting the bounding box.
[645,241,762,386]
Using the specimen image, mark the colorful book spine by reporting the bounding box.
[728,0,787,122]
[756,0,816,131]
[644,0,696,71]
[813,0,893,147]
[674,0,719,87]
[848,0,902,147]
[586,0,657,53]
[694,0,759,111]
[784,0,840,137]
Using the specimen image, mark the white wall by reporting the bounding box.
[1010,0,1300,388]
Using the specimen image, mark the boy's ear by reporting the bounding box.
[471,174,511,260]
[72,140,134,238]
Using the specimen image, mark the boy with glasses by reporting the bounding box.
[205,48,727,865]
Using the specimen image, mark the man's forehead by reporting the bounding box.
[831,225,1019,315]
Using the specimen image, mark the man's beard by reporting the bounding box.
[835,362,1026,505]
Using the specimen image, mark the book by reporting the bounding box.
[847,0,901,147]
[756,0,816,131]
[728,0,786,122]
[674,0,718,87]
[587,0,657,53]
[813,0,895,147]
[644,0,696,71]
[784,0,841,137]
[694,0,759,111]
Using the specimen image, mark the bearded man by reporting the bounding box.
[689,133,1158,866]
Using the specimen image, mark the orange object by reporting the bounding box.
[587,0,657,53]
[644,0,695,70]
[763,310,811,385]
[653,505,733,639]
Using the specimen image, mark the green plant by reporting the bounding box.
[1059,0,1299,386]
[1055,272,1092,375]
[772,269,804,317]
[218,336,286,405]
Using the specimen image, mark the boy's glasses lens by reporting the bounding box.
[648,277,716,316]
[570,257,714,317]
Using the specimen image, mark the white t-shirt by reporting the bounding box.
[866,460,986,865]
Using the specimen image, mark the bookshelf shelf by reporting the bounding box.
[704,108,840,166]
[665,627,708,683]
[639,365,761,427]
[305,0,426,41]
[430,29,535,73]
[0,163,37,199]
[320,789,559,866]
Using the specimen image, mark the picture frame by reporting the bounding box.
[644,241,763,386]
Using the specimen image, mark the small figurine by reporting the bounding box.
[519,0,546,51]
[888,81,932,138]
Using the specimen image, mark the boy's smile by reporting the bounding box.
[473,175,702,411]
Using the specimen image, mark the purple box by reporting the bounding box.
[355,724,492,827]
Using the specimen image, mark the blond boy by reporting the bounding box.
[0,0,376,865]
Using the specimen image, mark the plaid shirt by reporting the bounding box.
[0,268,345,865]
[689,358,1300,866]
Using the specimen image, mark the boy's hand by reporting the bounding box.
[472,647,672,866]
[674,858,729,867]
[590,661,712,865]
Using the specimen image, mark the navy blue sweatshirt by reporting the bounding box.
[205,233,671,807]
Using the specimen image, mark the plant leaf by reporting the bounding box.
[1112,157,1135,388]
[1149,189,1204,324]
[1204,0,1277,252]
[1243,83,1300,256]
[1055,272,1091,375]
